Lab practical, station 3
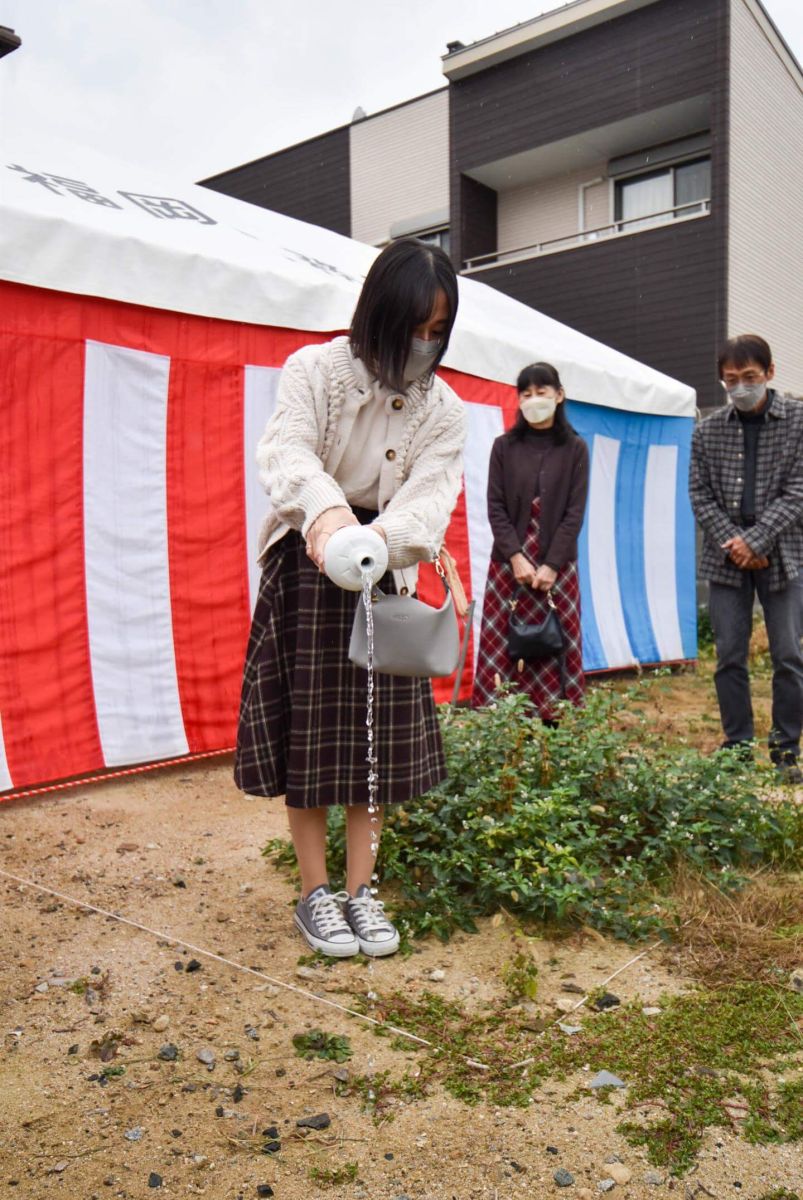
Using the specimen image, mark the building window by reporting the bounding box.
[614,157,710,231]
[408,227,450,254]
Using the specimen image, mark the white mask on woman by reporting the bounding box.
[402,337,440,384]
[520,394,557,425]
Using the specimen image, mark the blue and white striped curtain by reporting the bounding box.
[566,401,697,671]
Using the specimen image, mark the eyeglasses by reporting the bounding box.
[721,372,765,387]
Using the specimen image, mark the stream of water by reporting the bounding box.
[361,567,380,864]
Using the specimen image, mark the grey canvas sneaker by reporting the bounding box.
[346,884,400,957]
[294,885,359,957]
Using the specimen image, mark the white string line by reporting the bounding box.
[1,866,687,1077]
[0,867,489,1069]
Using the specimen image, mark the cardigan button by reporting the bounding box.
[385,448,396,461]
[391,397,403,411]
[399,586,409,596]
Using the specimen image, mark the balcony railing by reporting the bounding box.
[463,198,711,271]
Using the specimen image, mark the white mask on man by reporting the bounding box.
[725,381,766,412]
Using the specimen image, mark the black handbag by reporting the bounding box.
[507,586,564,661]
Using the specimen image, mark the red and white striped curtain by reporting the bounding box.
[0,281,515,794]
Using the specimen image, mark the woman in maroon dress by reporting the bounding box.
[472,362,589,719]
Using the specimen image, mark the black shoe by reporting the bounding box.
[771,750,802,786]
[717,739,754,760]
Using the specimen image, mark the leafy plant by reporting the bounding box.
[696,604,715,651]
[292,1029,352,1064]
[308,1162,359,1186]
[263,681,803,943]
[337,1068,427,1122]
[330,685,801,940]
[500,938,539,1002]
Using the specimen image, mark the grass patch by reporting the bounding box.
[670,866,803,986]
[308,1161,359,1186]
[356,981,803,1176]
[336,1068,427,1123]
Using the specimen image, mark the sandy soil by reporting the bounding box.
[0,664,800,1200]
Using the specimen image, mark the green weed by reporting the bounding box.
[337,1068,428,1122]
[292,1029,352,1064]
[500,939,539,1003]
[308,1161,359,1186]
[263,683,802,944]
[362,981,803,1175]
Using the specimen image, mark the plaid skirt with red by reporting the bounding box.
[234,528,446,808]
[472,496,585,718]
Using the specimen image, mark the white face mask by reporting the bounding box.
[520,394,557,425]
[402,336,440,384]
[725,381,766,412]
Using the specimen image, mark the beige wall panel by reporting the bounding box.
[350,91,449,246]
[729,0,803,395]
[497,162,609,254]
[583,177,610,233]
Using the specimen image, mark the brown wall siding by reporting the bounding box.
[469,217,721,406]
[450,0,731,407]
[200,127,351,237]
[451,0,724,177]
[459,176,497,263]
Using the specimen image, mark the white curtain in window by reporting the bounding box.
[619,171,673,231]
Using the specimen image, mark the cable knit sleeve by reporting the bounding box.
[256,349,349,538]
[374,388,467,570]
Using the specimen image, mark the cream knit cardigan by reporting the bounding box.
[256,336,467,592]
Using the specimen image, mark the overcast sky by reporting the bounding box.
[2,0,802,182]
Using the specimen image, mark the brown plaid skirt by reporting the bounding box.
[234,527,446,808]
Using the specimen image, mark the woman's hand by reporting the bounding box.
[306,506,359,571]
[510,552,538,588]
[532,564,558,592]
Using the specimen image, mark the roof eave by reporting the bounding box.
[442,0,658,81]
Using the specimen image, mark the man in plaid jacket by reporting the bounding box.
[690,334,803,784]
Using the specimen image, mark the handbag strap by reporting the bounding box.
[368,563,450,604]
[510,584,557,611]
[438,548,468,617]
[434,557,451,598]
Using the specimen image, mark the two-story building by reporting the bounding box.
[0,25,21,59]
[201,0,803,408]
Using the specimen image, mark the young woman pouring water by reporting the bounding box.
[235,240,466,958]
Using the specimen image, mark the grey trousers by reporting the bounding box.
[709,572,803,758]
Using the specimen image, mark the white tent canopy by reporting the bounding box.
[0,137,699,795]
[0,139,695,417]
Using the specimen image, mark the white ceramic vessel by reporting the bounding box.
[323,525,388,591]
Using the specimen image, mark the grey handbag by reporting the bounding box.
[349,562,460,678]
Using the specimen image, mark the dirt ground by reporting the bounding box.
[1,663,800,1200]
